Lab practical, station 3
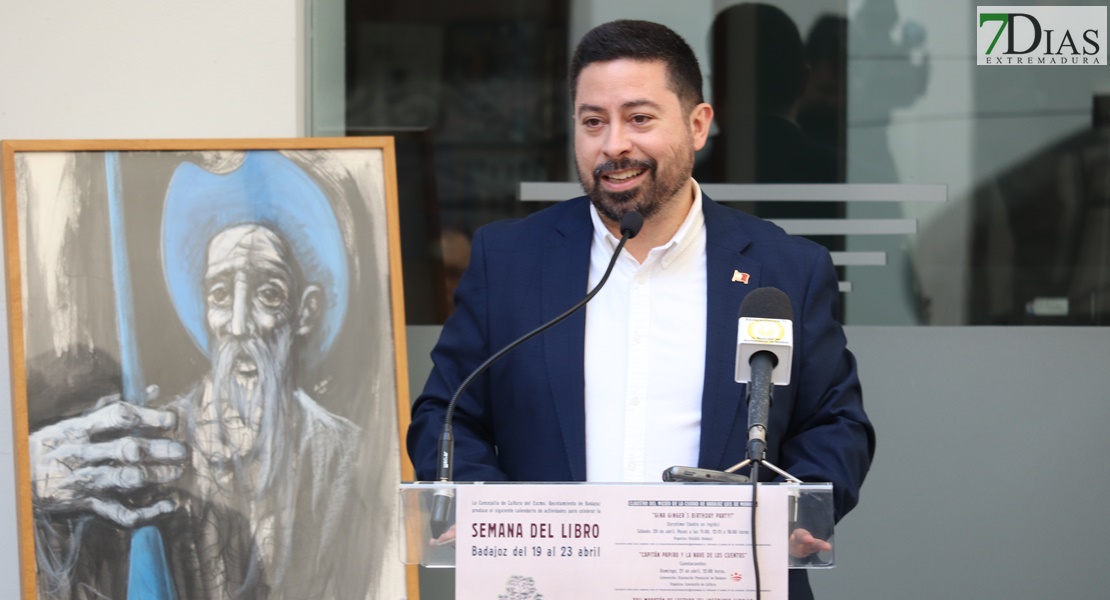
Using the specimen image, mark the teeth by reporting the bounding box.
[607,169,643,181]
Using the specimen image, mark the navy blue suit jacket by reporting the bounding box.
[408,195,874,522]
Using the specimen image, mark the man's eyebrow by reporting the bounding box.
[576,99,664,114]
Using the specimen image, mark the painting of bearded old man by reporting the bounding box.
[5,142,410,600]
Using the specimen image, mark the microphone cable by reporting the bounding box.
[750,461,762,600]
[436,209,645,484]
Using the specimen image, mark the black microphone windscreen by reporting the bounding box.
[620,210,644,239]
[739,287,794,320]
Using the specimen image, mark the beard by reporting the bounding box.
[207,326,294,496]
[577,145,695,225]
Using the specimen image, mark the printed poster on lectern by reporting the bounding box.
[456,484,788,600]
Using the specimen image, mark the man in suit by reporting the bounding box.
[408,19,875,599]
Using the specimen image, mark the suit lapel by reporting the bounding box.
[699,197,762,469]
[542,200,593,481]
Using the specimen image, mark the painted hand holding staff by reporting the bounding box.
[29,385,187,528]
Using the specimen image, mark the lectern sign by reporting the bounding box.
[455,484,788,600]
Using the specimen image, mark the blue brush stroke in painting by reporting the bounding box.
[127,527,177,600]
[161,151,349,364]
[106,152,177,600]
[105,151,146,404]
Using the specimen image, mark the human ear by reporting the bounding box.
[689,102,715,151]
[296,284,323,336]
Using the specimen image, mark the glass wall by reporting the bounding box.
[331,0,1110,326]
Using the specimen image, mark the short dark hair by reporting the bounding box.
[570,20,704,112]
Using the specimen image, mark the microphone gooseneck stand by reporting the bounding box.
[726,383,802,600]
[429,210,645,538]
[731,286,803,600]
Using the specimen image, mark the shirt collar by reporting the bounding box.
[589,179,705,268]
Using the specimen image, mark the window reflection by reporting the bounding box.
[345,2,568,323]
[339,0,1110,325]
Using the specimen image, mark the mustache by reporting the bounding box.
[593,157,656,179]
[214,337,271,379]
[212,337,281,412]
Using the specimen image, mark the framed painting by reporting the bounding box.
[1,138,415,599]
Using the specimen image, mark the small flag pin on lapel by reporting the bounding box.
[732,270,750,284]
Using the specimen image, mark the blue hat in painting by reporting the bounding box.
[161,151,349,364]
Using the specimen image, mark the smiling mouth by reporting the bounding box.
[599,169,650,192]
[604,168,645,182]
[592,158,655,192]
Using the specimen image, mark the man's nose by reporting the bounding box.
[229,279,251,337]
[602,122,632,158]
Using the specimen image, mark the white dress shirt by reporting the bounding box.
[584,181,708,482]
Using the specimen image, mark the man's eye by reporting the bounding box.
[207,284,230,307]
[631,114,652,125]
[582,117,603,128]
[257,284,287,308]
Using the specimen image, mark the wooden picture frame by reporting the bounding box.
[1,138,415,599]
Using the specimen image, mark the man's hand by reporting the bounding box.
[789,528,832,558]
[430,524,457,547]
[29,386,188,528]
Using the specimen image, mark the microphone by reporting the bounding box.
[735,287,794,463]
[429,209,645,538]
